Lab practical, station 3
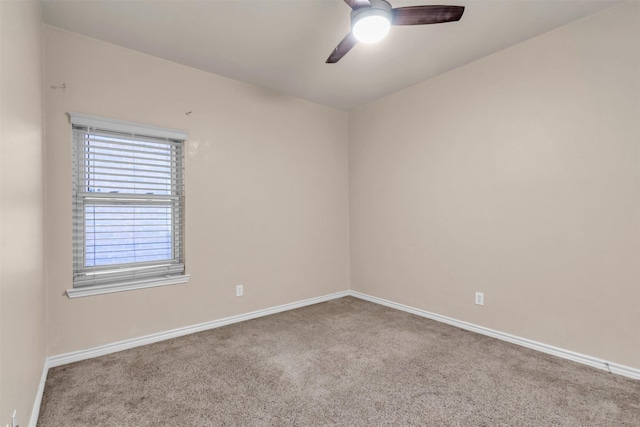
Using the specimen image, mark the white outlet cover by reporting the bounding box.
[236,285,243,297]
[475,292,484,306]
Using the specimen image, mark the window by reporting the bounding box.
[68,113,188,298]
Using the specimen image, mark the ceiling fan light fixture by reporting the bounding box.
[351,1,392,44]
[327,1,465,64]
[352,14,391,44]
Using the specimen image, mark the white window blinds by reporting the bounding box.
[71,113,186,289]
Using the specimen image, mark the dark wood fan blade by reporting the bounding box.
[344,0,371,10]
[392,5,464,26]
[326,33,358,63]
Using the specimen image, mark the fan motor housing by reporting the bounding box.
[351,0,392,24]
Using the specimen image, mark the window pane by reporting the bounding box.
[84,204,173,267]
[85,134,174,195]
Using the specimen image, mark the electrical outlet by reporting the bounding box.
[236,284,243,297]
[475,292,484,306]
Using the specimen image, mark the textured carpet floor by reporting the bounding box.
[38,297,639,426]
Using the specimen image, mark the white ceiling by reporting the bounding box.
[40,0,620,111]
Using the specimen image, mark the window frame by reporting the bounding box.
[66,112,189,298]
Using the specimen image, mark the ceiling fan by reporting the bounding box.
[327,0,465,63]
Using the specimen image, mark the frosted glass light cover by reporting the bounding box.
[352,15,391,44]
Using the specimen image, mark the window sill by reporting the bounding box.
[66,274,190,299]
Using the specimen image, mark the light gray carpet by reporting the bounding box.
[38,297,639,426]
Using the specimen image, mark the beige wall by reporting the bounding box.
[44,26,350,355]
[0,1,45,425]
[349,1,640,369]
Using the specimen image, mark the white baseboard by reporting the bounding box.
[349,290,640,381]
[29,359,49,427]
[47,290,350,368]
